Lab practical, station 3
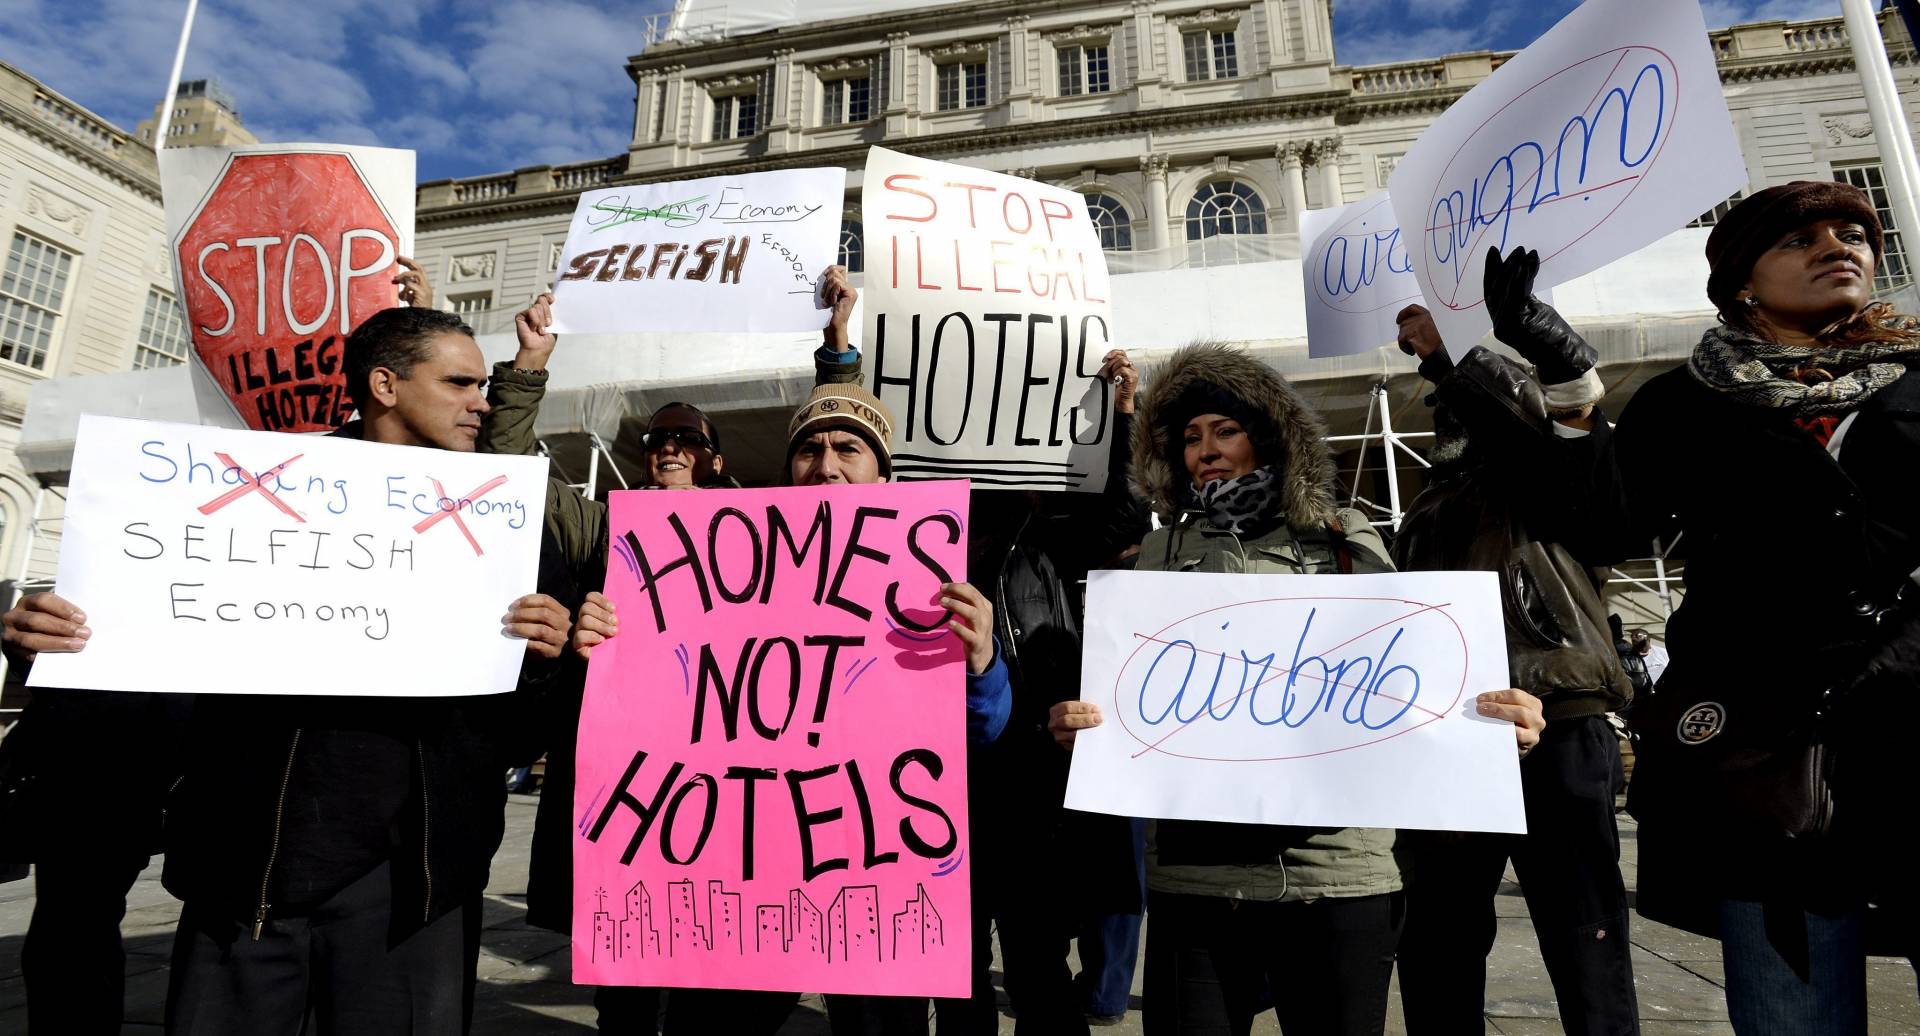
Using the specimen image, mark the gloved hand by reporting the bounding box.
[1483,245,1597,385]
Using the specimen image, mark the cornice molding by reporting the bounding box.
[0,100,161,202]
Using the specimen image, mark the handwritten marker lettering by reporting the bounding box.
[412,474,509,556]
[198,452,306,522]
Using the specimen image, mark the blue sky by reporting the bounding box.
[0,0,1845,181]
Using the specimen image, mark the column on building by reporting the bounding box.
[1276,142,1308,232]
[767,48,796,152]
[1130,0,1162,106]
[1140,153,1172,254]
[1007,15,1034,121]
[885,31,913,135]
[633,71,660,145]
[1310,136,1343,208]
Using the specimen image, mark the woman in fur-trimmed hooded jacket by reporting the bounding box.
[1050,343,1545,1036]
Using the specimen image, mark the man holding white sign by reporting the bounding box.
[1050,342,1543,1035]
[2,306,571,1034]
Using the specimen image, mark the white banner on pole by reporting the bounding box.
[29,416,548,697]
[1064,570,1525,834]
[1387,0,1745,361]
[860,147,1116,492]
[548,168,843,334]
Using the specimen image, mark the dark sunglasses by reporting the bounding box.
[642,427,714,452]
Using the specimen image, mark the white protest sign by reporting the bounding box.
[1299,193,1421,359]
[549,168,842,334]
[1064,570,1524,833]
[861,147,1116,492]
[1386,0,1745,361]
[29,415,548,697]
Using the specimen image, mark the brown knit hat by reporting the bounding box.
[1705,181,1883,316]
[785,383,896,478]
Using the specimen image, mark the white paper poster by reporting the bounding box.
[160,143,415,433]
[1064,570,1525,834]
[860,147,1116,492]
[1299,193,1423,359]
[1387,0,1745,361]
[29,416,548,697]
[548,168,843,334]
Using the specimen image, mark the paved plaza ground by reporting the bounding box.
[2,794,1914,1034]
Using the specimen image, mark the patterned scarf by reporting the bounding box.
[1188,466,1284,534]
[1688,307,1920,417]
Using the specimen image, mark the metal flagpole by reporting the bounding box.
[150,0,201,149]
[1840,0,1920,255]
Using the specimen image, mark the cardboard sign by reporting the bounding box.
[1299,193,1422,359]
[161,144,415,433]
[1064,570,1525,834]
[548,169,843,334]
[860,148,1115,492]
[1387,0,1745,361]
[572,481,973,997]
[28,415,546,697]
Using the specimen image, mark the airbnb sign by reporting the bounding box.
[162,145,415,433]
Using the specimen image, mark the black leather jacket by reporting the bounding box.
[1392,346,1632,722]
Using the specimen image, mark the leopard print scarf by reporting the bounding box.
[1191,466,1284,534]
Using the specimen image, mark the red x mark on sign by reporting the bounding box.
[412,475,509,556]
[198,453,306,523]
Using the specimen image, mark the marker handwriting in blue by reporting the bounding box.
[1319,222,1413,300]
[1428,59,1667,287]
[1137,608,1421,734]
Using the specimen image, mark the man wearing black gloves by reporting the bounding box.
[1390,246,1640,1036]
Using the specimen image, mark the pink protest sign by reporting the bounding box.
[572,481,973,997]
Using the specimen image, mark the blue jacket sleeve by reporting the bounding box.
[965,638,1012,745]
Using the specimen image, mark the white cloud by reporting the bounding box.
[1337,25,1485,68]
[375,37,473,93]
[1701,0,1837,29]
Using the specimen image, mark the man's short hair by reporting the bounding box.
[342,307,475,411]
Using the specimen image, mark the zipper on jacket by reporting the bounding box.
[417,740,433,924]
[253,729,302,941]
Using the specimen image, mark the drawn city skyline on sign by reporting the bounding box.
[587,879,944,966]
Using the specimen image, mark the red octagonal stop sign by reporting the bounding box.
[173,151,402,433]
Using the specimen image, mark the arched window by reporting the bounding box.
[839,218,864,273]
[1184,180,1268,240]
[1081,193,1133,251]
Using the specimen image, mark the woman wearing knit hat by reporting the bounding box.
[1047,342,1546,1036]
[1515,181,1920,1033]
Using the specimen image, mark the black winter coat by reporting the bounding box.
[1596,363,1920,934]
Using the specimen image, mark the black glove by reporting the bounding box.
[1483,245,1596,385]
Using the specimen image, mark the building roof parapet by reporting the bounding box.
[0,60,159,199]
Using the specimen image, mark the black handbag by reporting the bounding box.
[1625,668,1836,839]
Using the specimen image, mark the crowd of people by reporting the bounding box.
[1,180,1916,1036]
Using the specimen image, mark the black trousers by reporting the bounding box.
[165,861,475,1035]
[23,852,151,1035]
[931,872,1091,1036]
[1143,890,1403,1036]
[1397,713,1639,1036]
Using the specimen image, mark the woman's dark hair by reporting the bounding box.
[342,307,475,411]
[1160,380,1278,480]
[648,401,721,453]
[1725,298,1920,350]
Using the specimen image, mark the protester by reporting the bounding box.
[1047,342,1546,1036]
[1387,269,1638,1034]
[0,259,441,1036]
[567,373,1015,1036]
[2,305,572,1035]
[1560,180,1920,1033]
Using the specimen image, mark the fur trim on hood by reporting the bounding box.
[1133,342,1338,528]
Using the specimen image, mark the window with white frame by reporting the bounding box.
[1832,164,1911,290]
[1375,153,1403,186]
[821,70,874,125]
[449,291,493,316]
[1182,27,1239,81]
[1185,181,1268,239]
[709,81,761,141]
[1057,42,1112,96]
[0,232,74,371]
[134,288,191,369]
[1082,193,1134,251]
[935,57,989,112]
[1686,191,1744,228]
[839,219,864,273]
